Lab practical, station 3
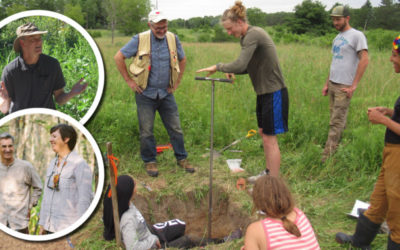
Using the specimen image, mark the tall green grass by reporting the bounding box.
[81,35,395,248]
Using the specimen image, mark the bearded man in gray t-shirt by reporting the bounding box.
[321,5,369,162]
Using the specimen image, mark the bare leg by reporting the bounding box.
[259,128,281,177]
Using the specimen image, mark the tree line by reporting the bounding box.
[0,0,399,36]
[169,0,400,35]
[0,0,150,35]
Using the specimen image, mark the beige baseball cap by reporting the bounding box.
[148,10,167,23]
[13,23,48,52]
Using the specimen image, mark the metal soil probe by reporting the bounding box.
[194,76,233,239]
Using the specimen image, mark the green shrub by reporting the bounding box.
[88,30,102,38]
[198,33,212,42]
[271,26,396,51]
[365,29,398,51]
[212,25,238,42]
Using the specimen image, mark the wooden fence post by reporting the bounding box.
[107,142,122,247]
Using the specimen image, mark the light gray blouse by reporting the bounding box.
[120,203,158,250]
[39,151,93,232]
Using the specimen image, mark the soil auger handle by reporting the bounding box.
[195,75,232,240]
[195,76,233,83]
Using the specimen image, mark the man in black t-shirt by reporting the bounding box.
[0,23,87,114]
[335,35,400,250]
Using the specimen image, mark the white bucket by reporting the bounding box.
[226,159,244,172]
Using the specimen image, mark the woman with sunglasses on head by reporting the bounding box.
[242,175,319,250]
[38,124,93,234]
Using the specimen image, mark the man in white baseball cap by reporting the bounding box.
[148,9,168,24]
[0,22,88,114]
[114,10,195,177]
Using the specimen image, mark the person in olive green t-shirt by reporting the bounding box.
[197,1,288,178]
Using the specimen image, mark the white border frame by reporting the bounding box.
[0,10,105,125]
[0,108,105,241]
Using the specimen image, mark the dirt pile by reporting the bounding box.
[135,185,251,239]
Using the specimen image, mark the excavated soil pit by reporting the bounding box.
[135,185,251,239]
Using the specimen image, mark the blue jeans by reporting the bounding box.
[135,93,188,163]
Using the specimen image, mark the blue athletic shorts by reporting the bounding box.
[256,88,289,135]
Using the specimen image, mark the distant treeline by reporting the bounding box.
[0,0,150,35]
[169,0,400,35]
[167,0,399,48]
[0,0,399,36]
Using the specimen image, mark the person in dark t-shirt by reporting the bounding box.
[335,35,400,249]
[196,1,288,179]
[0,23,88,114]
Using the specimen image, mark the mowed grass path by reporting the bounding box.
[82,36,396,249]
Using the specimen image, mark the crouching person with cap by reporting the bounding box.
[0,23,88,114]
[114,10,194,177]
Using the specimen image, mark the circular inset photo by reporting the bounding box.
[0,108,104,241]
[0,10,105,124]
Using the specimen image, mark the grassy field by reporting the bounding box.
[78,33,398,249]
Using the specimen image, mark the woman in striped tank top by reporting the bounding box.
[241,176,320,250]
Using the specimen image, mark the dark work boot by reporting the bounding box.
[145,162,158,177]
[177,159,195,173]
[388,235,400,250]
[335,212,381,249]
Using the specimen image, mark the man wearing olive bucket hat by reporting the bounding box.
[0,22,88,114]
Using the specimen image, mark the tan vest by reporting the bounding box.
[129,30,180,90]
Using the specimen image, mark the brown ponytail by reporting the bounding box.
[221,1,247,23]
[282,215,301,237]
[253,175,302,237]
